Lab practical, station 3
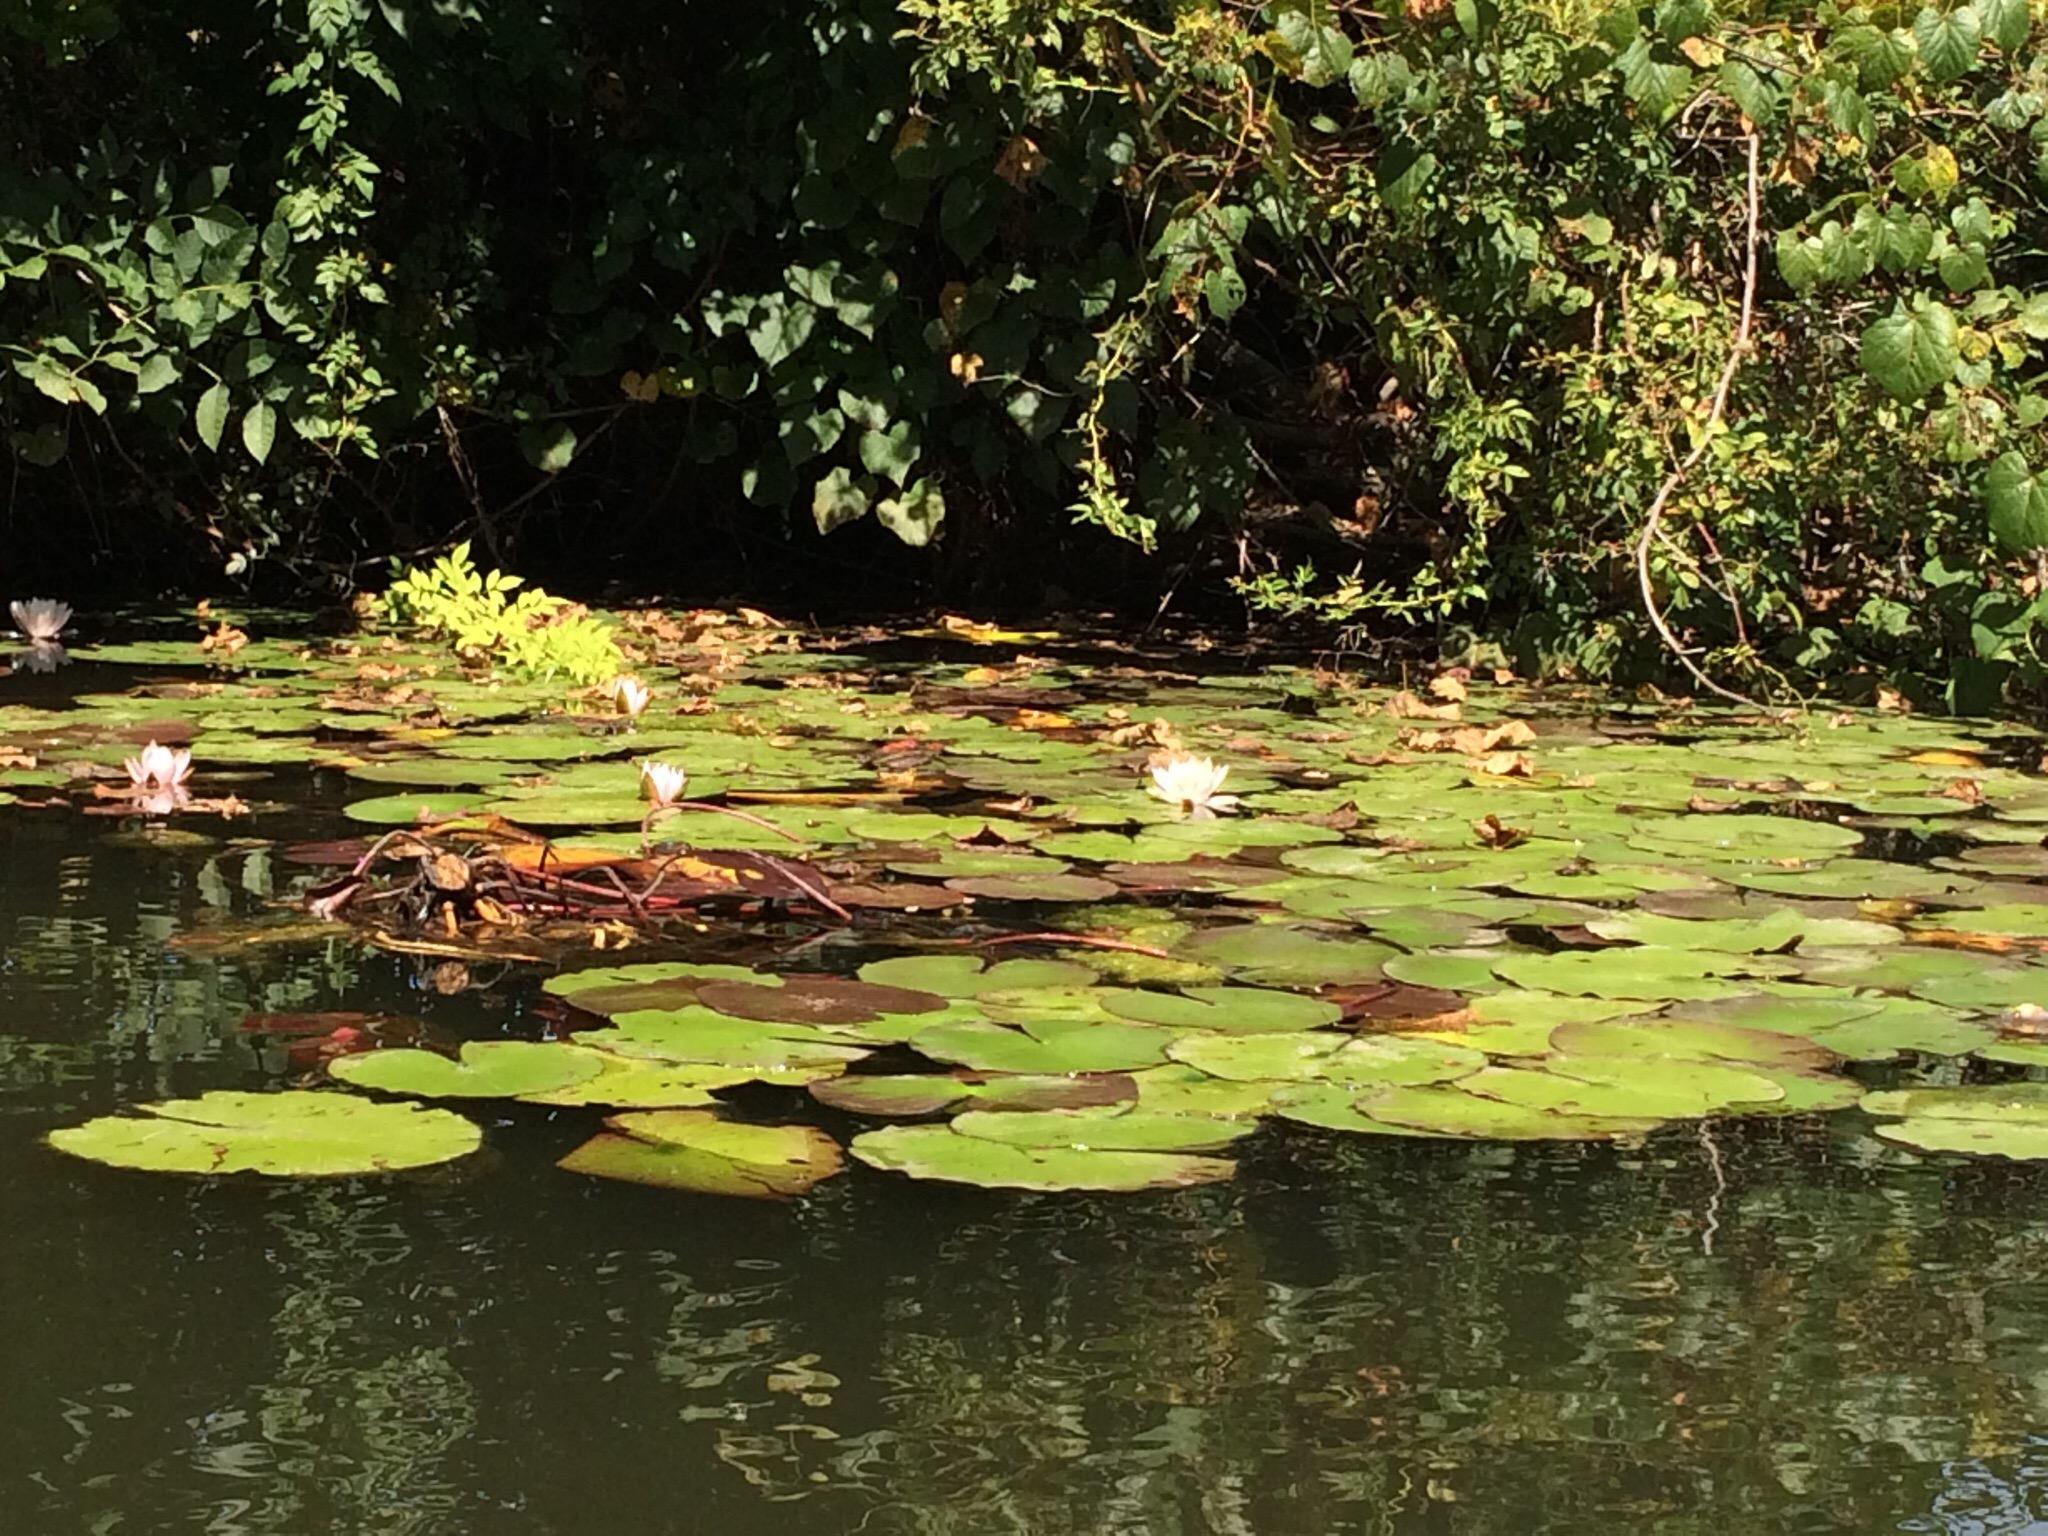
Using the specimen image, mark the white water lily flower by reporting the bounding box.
[1146,751,1240,816]
[124,741,193,790]
[10,598,71,643]
[638,760,688,807]
[608,676,652,718]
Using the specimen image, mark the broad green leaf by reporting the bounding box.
[1859,301,1958,401]
[1986,451,2048,553]
[134,353,178,394]
[747,295,817,368]
[241,401,276,464]
[1978,0,2029,52]
[876,477,945,547]
[1376,144,1437,212]
[859,420,919,486]
[1913,5,1981,81]
[1272,14,1353,87]
[519,420,577,473]
[1617,38,1692,121]
[195,381,230,450]
[812,465,871,535]
[1776,232,1824,292]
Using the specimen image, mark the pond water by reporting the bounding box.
[9,621,2048,1533]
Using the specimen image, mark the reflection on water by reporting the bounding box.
[9,819,2048,1535]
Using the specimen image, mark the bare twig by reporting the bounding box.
[1633,132,1764,710]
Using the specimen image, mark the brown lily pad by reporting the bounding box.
[695,975,948,1025]
[945,873,1122,902]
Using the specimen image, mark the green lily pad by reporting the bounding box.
[1268,1083,1427,1136]
[1550,1015,1839,1071]
[1907,967,2048,1011]
[1381,948,1512,993]
[911,1017,1175,1074]
[1873,1117,2048,1159]
[1492,947,1798,1001]
[1128,1065,1282,1118]
[945,872,1121,902]
[1976,1038,2048,1067]
[1584,908,1901,952]
[850,1123,1236,1191]
[1466,1058,1785,1119]
[517,1051,755,1107]
[810,1071,1139,1117]
[1358,1083,1660,1141]
[1177,924,1396,986]
[559,1111,844,1198]
[47,1090,481,1176]
[330,1040,603,1099]
[1164,1030,1480,1086]
[855,954,1099,996]
[580,1008,873,1074]
[1099,985,1342,1033]
[1731,862,1978,900]
[1860,1085,2048,1122]
[950,1105,1255,1153]
[342,791,497,825]
[1628,813,1862,862]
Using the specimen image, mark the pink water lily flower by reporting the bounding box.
[10,598,71,643]
[638,760,688,807]
[135,787,192,818]
[607,676,652,718]
[124,741,193,791]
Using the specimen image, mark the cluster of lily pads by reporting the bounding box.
[18,607,2048,1191]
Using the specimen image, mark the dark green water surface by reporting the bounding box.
[8,815,2048,1535]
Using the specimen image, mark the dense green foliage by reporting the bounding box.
[12,2,2048,706]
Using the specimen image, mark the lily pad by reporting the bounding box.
[850,1123,1236,1191]
[1358,1084,1660,1141]
[518,1052,755,1108]
[330,1040,603,1099]
[560,1111,843,1198]
[694,975,946,1025]
[855,954,1099,996]
[1177,924,1397,986]
[950,1105,1255,1153]
[47,1090,481,1176]
[1492,947,1798,1001]
[912,1017,1175,1074]
[1099,985,1343,1033]
[810,1071,1139,1117]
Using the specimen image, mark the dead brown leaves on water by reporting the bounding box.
[1471,813,1529,849]
[1383,690,1461,721]
[1399,719,1535,757]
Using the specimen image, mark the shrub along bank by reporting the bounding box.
[8,2,2048,708]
